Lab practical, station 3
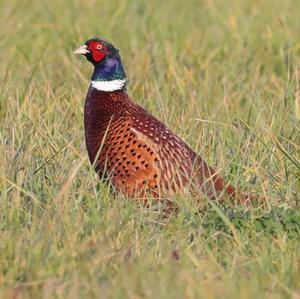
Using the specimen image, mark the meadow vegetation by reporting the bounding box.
[0,0,299,298]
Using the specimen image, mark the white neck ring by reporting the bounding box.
[91,79,126,92]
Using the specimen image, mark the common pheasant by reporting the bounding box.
[74,38,243,204]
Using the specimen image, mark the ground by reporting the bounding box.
[0,0,300,298]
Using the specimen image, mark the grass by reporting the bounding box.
[0,0,300,298]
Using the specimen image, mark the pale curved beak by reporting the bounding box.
[74,44,89,55]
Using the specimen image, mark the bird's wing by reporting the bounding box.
[129,111,198,195]
[130,110,235,199]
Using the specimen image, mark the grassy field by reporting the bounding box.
[1,0,300,298]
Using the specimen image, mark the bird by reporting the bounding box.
[74,37,247,205]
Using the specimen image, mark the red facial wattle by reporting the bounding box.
[88,41,107,62]
[91,51,106,62]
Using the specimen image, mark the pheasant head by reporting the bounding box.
[74,38,127,91]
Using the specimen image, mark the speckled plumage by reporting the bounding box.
[84,87,236,201]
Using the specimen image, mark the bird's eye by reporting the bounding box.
[96,44,103,50]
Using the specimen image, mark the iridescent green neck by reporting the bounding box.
[91,56,126,82]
